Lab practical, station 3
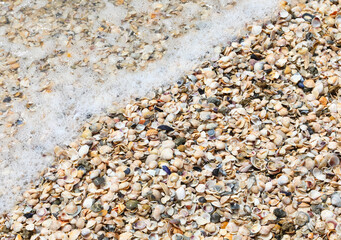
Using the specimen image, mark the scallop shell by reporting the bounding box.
[313,168,326,181]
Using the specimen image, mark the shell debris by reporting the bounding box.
[2,0,341,240]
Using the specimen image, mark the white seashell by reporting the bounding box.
[78,145,90,158]
[196,184,206,193]
[252,25,262,35]
[81,228,91,237]
[264,182,273,192]
[313,168,326,181]
[309,190,321,200]
[160,148,173,160]
[290,73,303,83]
[83,198,94,209]
[258,233,273,240]
[69,230,81,240]
[321,210,335,220]
[226,221,239,233]
[331,192,341,207]
[36,208,47,217]
[277,175,289,185]
[176,187,186,200]
[250,222,261,234]
[312,17,321,28]
[161,140,176,149]
[279,10,289,18]
[195,213,210,226]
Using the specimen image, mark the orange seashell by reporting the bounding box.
[319,96,327,106]
[146,129,158,137]
[221,221,229,229]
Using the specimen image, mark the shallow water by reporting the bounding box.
[0,0,280,214]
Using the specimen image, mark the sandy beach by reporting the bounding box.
[1,0,341,239]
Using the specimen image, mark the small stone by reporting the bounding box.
[91,201,103,213]
[93,177,105,187]
[174,137,186,146]
[274,208,286,218]
[126,200,139,210]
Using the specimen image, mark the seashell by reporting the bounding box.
[36,208,47,217]
[78,145,90,158]
[251,25,262,35]
[279,10,289,18]
[152,205,165,221]
[69,229,81,240]
[160,148,173,160]
[181,172,193,183]
[139,204,150,216]
[250,222,261,234]
[321,210,335,220]
[133,220,147,230]
[326,218,338,230]
[175,187,186,200]
[313,168,326,181]
[81,228,91,237]
[311,17,321,28]
[259,225,272,235]
[65,202,81,216]
[146,129,158,137]
[126,200,139,210]
[211,211,222,223]
[295,212,310,227]
[331,192,341,207]
[91,201,103,213]
[50,205,60,214]
[251,157,266,170]
[149,233,159,240]
[327,154,340,167]
[203,203,214,213]
[165,207,175,216]
[309,190,321,200]
[135,124,146,133]
[225,221,239,233]
[266,160,284,175]
[83,198,94,209]
[305,176,316,189]
[258,233,273,240]
[195,212,210,226]
[147,221,158,231]
[277,175,289,185]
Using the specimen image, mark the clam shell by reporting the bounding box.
[133,220,147,230]
[311,17,321,28]
[250,222,261,234]
[327,154,340,167]
[313,168,326,181]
